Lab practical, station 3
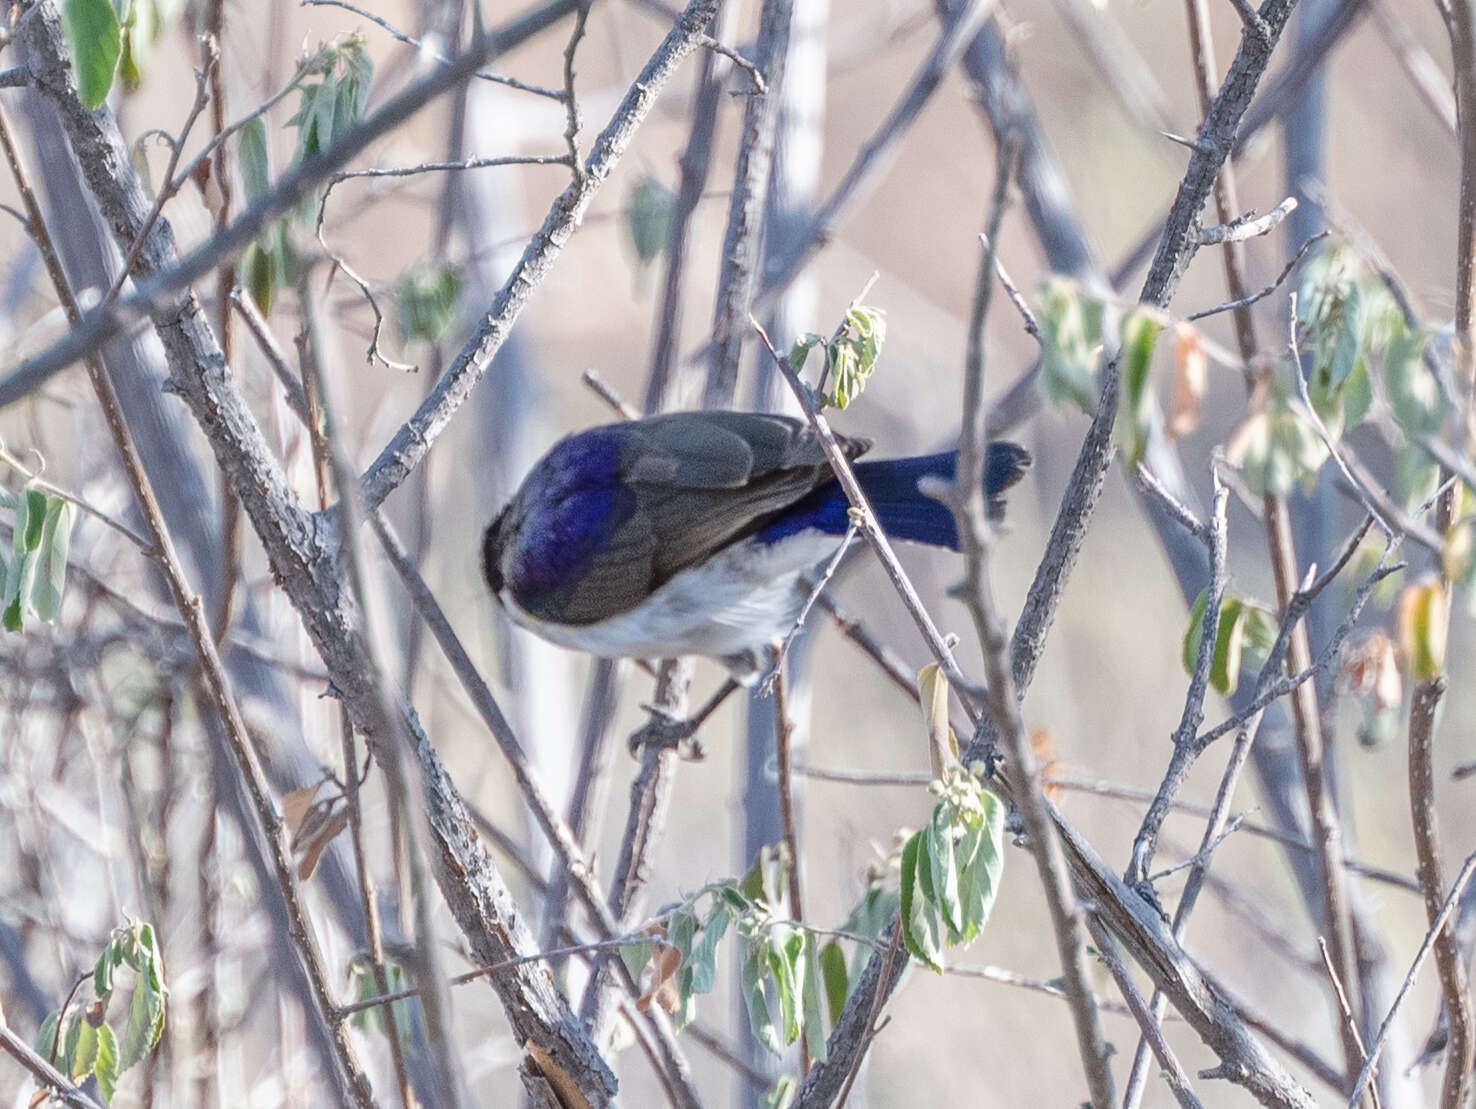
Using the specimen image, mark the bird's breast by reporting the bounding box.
[497,528,844,661]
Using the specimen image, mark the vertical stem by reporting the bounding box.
[706,0,794,408]
[1408,678,1473,1108]
[204,0,240,644]
[1175,0,1365,1092]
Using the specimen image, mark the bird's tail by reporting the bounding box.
[854,442,1032,550]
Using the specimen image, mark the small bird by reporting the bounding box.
[483,411,1030,680]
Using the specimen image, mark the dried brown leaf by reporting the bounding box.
[1168,323,1207,440]
[281,779,326,838]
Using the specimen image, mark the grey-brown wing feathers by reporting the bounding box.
[555,412,868,624]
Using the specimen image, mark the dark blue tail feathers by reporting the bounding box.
[757,442,1031,549]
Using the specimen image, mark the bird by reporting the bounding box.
[483,410,1031,681]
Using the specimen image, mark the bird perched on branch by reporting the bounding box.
[483,411,1030,681]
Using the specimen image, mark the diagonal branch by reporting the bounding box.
[360,0,722,509]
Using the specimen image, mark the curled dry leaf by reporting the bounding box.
[636,928,684,1015]
[294,803,350,881]
[281,779,327,838]
[1168,322,1207,440]
[524,1041,596,1109]
[1341,632,1402,711]
[1031,729,1061,798]
[1397,580,1449,682]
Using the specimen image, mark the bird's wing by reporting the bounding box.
[555,413,869,625]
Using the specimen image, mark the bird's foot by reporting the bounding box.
[627,706,707,760]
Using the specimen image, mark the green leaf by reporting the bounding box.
[740,942,782,1055]
[800,933,828,1062]
[238,118,272,206]
[1037,278,1105,413]
[779,928,805,1046]
[94,1022,119,1103]
[818,940,849,1028]
[928,804,961,936]
[788,332,825,374]
[762,1075,798,1109]
[119,966,165,1070]
[1181,588,1210,675]
[821,306,886,410]
[63,0,123,109]
[1227,394,1329,497]
[619,940,652,985]
[72,1020,99,1083]
[34,498,75,623]
[1399,581,1448,681]
[1116,307,1166,466]
[397,262,463,344]
[1384,330,1442,436]
[95,940,121,999]
[63,1013,82,1072]
[688,904,730,995]
[1238,600,1279,667]
[627,177,673,267]
[900,830,944,971]
[35,1010,61,1060]
[1341,358,1372,428]
[964,788,1006,937]
[22,488,46,551]
[242,241,275,318]
[1185,594,1251,696]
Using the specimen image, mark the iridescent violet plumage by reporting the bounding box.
[484,412,1030,679]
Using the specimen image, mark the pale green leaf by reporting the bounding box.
[63,0,123,109]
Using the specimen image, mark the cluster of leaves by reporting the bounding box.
[624,845,829,1063]
[35,922,168,1104]
[1181,590,1279,697]
[1228,246,1441,500]
[237,37,373,317]
[1034,248,1454,504]
[396,261,463,346]
[60,0,187,108]
[1035,278,1168,466]
[623,767,1004,1072]
[2,482,75,632]
[790,304,888,410]
[899,767,1007,971]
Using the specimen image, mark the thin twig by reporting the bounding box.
[753,320,981,712]
[1085,915,1204,1108]
[1197,196,1297,245]
[772,657,809,1073]
[760,521,857,693]
[302,0,567,97]
[1349,854,1476,1106]
[0,443,153,551]
[1318,937,1381,1109]
[696,32,765,90]
[981,233,1041,340]
[1124,471,1230,888]
[1186,231,1328,322]
[0,1022,106,1109]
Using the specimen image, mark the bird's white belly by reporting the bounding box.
[501,530,843,662]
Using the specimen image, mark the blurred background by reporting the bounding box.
[1,0,1472,1105]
